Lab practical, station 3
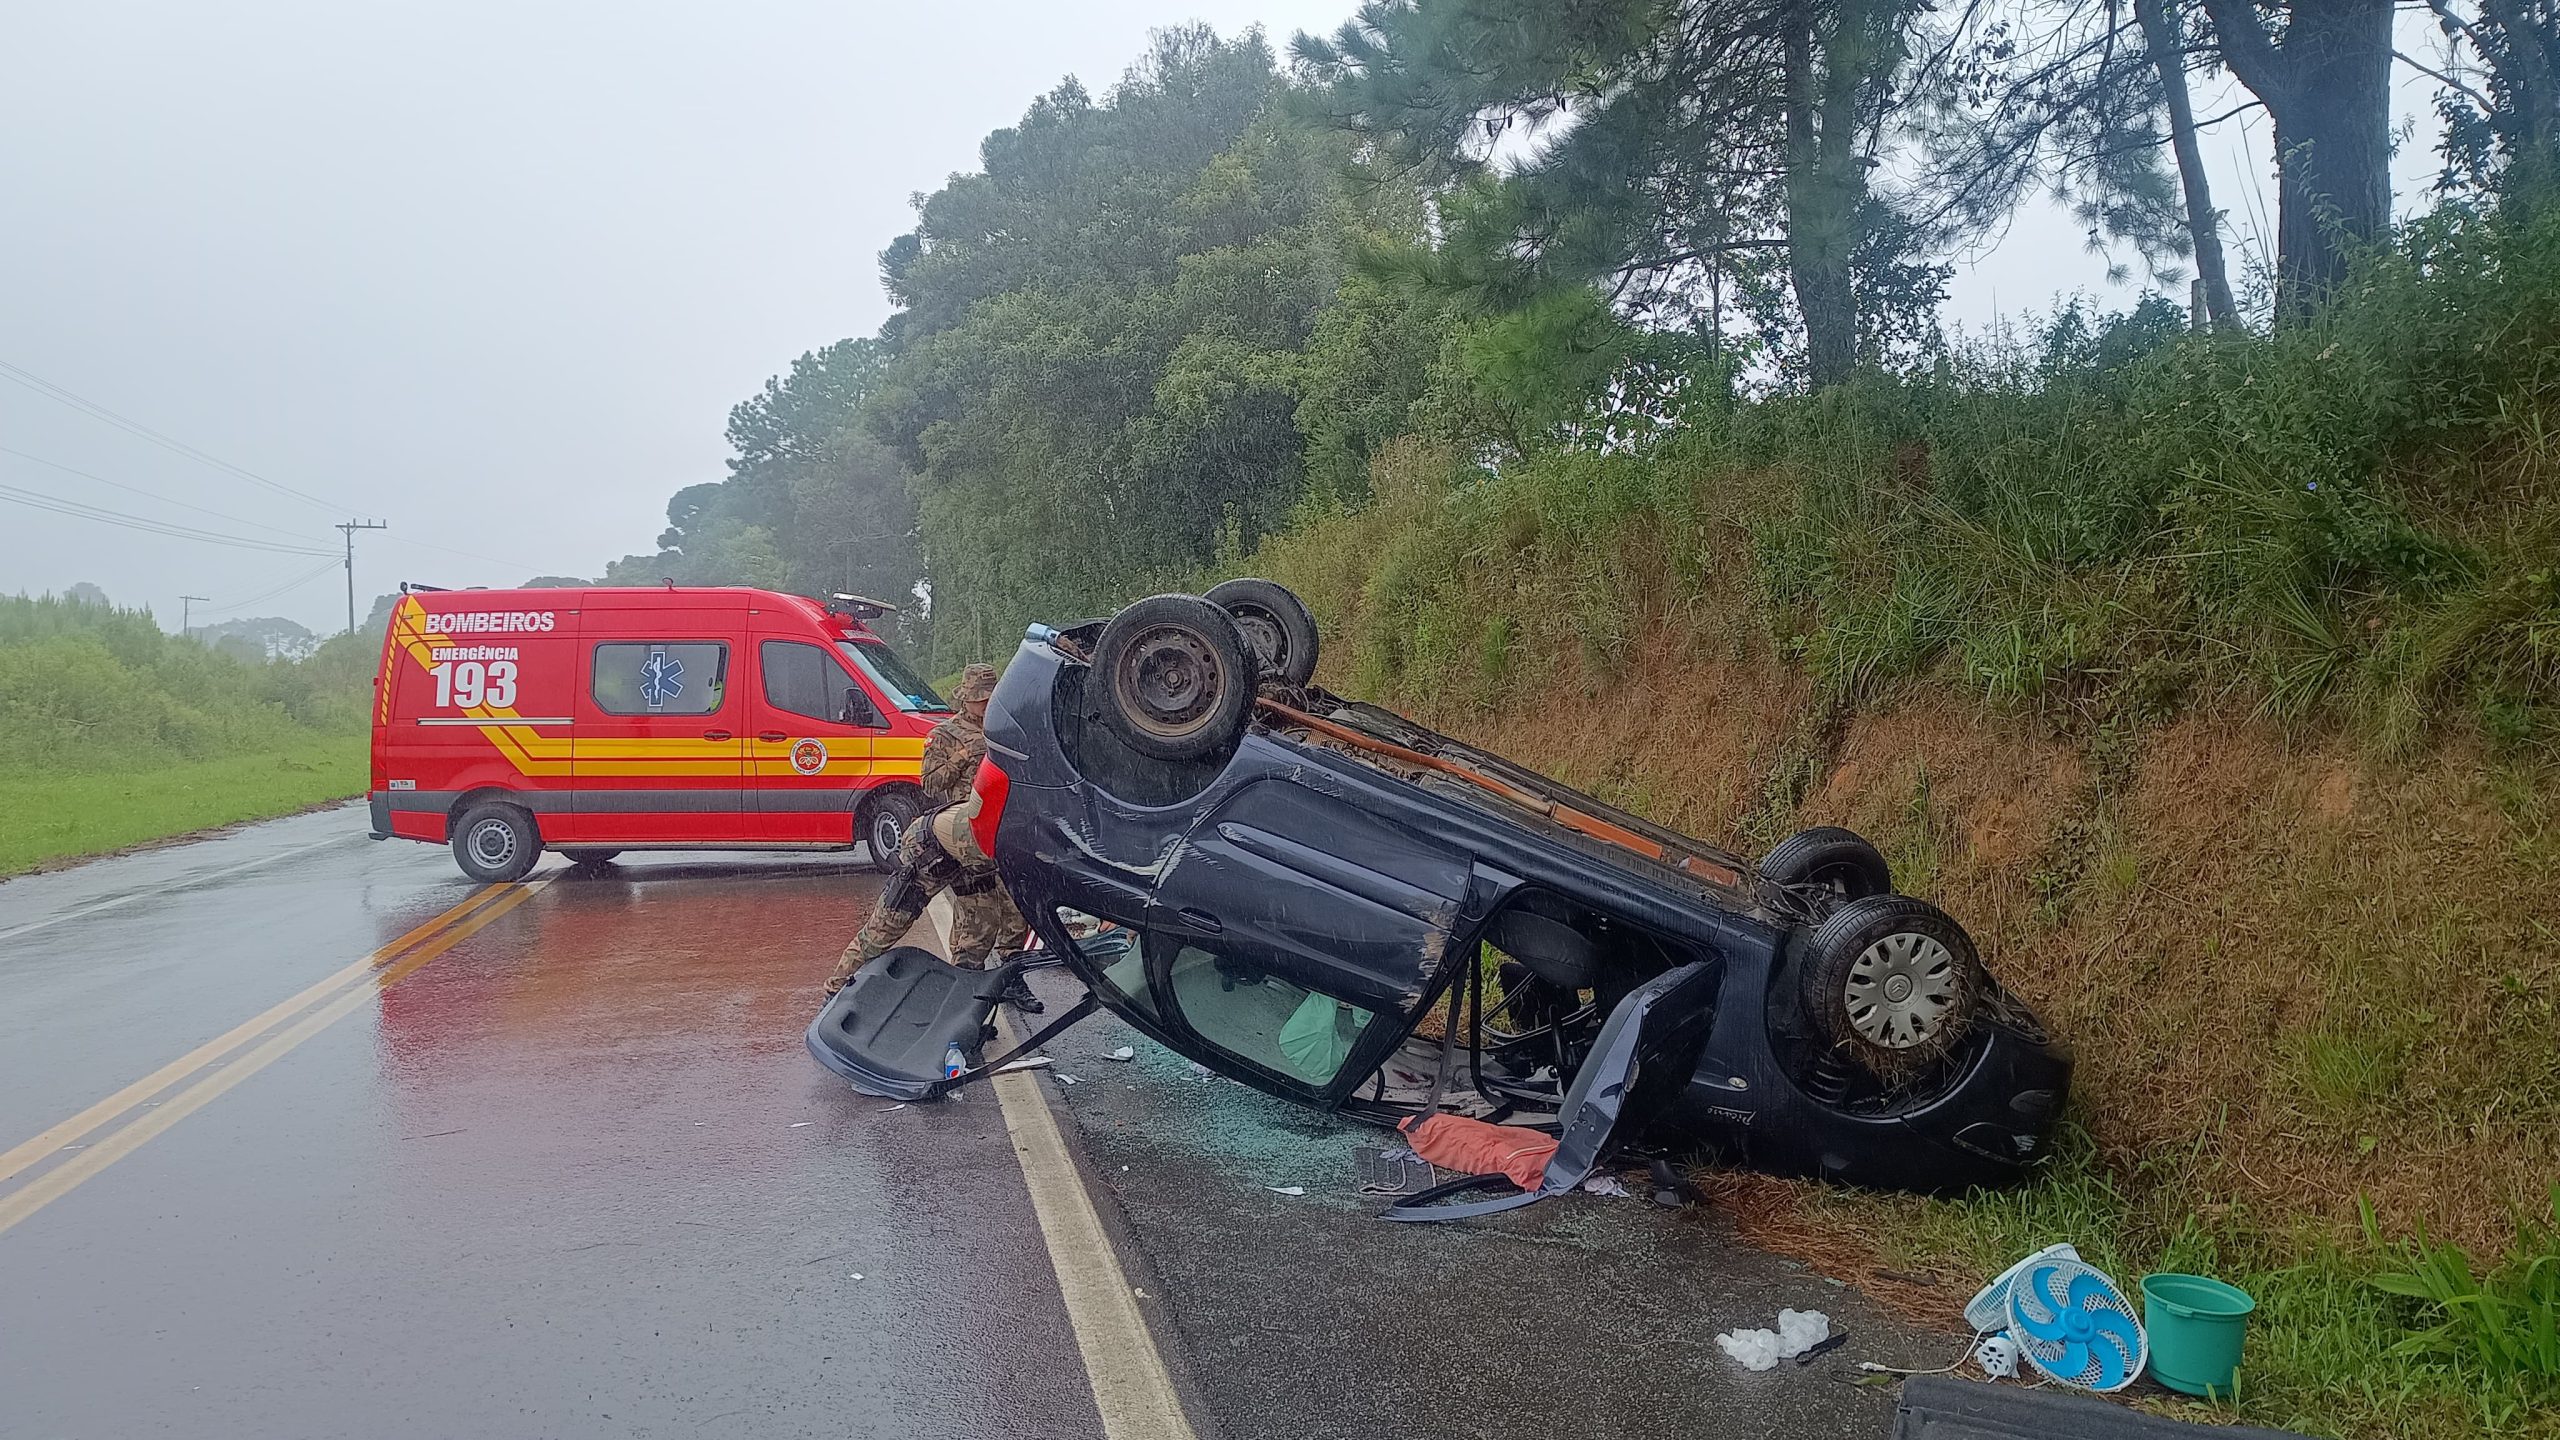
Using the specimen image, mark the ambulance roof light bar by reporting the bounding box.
[825,592,901,620]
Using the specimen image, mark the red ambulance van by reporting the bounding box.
[368,584,946,882]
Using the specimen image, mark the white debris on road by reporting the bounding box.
[1716,1309,1832,1371]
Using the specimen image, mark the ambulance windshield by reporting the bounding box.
[840,640,951,713]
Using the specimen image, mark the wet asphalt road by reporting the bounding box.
[0,808,1945,1439]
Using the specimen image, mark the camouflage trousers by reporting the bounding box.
[826,817,1023,992]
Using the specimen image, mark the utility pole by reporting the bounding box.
[179,594,209,637]
[336,519,387,635]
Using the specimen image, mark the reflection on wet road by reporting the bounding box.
[0,810,1107,1440]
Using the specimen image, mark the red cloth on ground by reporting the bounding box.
[1399,1113,1558,1190]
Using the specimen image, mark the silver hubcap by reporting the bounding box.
[468,819,516,869]
[1844,931,1958,1048]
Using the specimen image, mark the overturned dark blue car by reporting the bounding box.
[810,580,2069,1198]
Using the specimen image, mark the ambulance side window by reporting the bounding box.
[761,640,883,728]
[591,642,727,716]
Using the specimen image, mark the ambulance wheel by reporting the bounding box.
[561,849,621,868]
[452,804,542,884]
[1093,594,1257,761]
[858,786,922,871]
[1205,578,1319,688]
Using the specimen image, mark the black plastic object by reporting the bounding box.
[805,947,1016,1100]
[1892,1376,2307,1439]
[1383,961,1719,1223]
[1090,594,1259,761]
[1204,577,1320,687]
[1761,824,1892,899]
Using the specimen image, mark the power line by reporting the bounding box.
[0,358,346,515]
[386,533,542,576]
[0,482,339,557]
[199,558,346,616]
[0,443,333,546]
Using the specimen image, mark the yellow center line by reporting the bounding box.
[0,878,549,1241]
[0,881,519,1188]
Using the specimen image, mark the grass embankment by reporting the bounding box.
[1246,206,2560,1438]
[0,596,371,876]
[0,739,366,874]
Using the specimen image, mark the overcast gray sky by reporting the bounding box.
[1,2,2446,636]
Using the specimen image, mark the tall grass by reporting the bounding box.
[1263,195,2560,752]
[0,594,371,766]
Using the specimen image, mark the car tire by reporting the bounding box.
[1092,593,1259,761]
[451,804,542,884]
[858,786,923,871]
[560,848,621,868]
[1762,825,1892,900]
[1796,894,1981,1074]
[1204,577,1319,688]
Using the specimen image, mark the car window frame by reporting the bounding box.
[1139,929,1426,1105]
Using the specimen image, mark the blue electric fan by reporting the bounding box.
[2005,1256,2148,1392]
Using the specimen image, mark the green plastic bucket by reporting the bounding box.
[2142,1272,2256,1398]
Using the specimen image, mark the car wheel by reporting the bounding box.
[451,804,542,883]
[1796,894,1981,1074]
[858,786,923,871]
[1204,577,1319,688]
[560,848,621,868]
[1762,825,1892,900]
[1092,593,1258,761]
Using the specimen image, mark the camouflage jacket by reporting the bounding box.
[920,712,985,805]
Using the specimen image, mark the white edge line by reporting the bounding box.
[0,828,354,945]
[989,1014,1200,1440]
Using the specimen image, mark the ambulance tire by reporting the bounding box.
[452,803,543,884]
[859,786,923,871]
[561,849,621,868]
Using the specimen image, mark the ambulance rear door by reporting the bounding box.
[567,597,748,843]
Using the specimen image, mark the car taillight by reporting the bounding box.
[970,757,1010,858]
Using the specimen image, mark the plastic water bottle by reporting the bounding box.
[943,1043,967,1080]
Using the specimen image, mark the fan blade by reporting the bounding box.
[2089,1307,2144,1354]
[2065,1272,2120,1311]
[2010,1266,2073,1339]
[2084,1339,2130,1390]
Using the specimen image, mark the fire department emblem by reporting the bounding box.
[790,738,828,775]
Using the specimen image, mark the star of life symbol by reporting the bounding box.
[640,650,685,709]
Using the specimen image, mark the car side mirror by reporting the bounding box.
[843,686,884,729]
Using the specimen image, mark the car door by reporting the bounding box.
[743,635,895,843]
[1143,777,1472,1102]
[571,625,746,843]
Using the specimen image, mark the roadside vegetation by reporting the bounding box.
[602,6,2560,1435]
[0,594,370,874]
